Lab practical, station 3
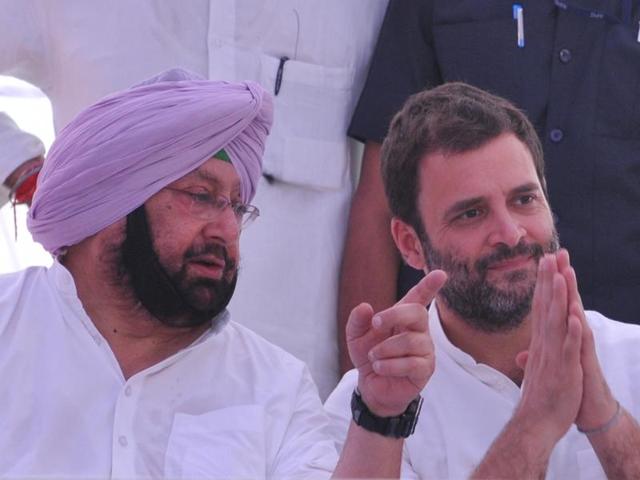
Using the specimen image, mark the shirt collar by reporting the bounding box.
[429,300,478,368]
[429,299,521,397]
[47,259,229,345]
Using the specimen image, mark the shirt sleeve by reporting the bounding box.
[0,0,45,84]
[269,366,337,480]
[323,369,357,454]
[348,0,441,143]
[324,369,422,478]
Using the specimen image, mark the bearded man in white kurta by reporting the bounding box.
[0,69,444,479]
[0,0,388,399]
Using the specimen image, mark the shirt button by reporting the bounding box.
[124,386,132,397]
[549,128,564,143]
[559,48,572,64]
[118,435,128,447]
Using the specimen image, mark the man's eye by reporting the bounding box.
[189,192,214,204]
[515,194,535,206]
[459,209,481,220]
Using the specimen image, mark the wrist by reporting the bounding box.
[357,386,408,417]
[351,388,423,438]
[511,405,566,451]
[576,394,619,433]
[577,400,621,435]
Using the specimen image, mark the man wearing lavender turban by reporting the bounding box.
[0,70,443,478]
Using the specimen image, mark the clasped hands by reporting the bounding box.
[514,249,618,443]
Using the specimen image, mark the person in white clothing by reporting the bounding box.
[0,69,444,478]
[325,83,640,479]
[0,112,43,208]
[0,0,388,399]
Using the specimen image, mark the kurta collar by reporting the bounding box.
[429,300,521,398]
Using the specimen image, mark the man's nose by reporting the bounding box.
[202,206,240,243]
[487,210,525,248]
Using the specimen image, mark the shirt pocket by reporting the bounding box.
[595,21,640,139]
[258,53,355,191]
[576,447,606,479]
[432,2,524,100]
[431,1,552,120]
[164,405,266,479]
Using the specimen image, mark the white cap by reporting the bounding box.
[0,112,45,207]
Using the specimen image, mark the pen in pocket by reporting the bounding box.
[513,4,525,48]
[275,56,289,96]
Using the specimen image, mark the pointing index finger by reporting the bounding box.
[397,269,447,307]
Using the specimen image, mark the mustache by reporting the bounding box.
[185,243,236,271]
[476,240,545,273]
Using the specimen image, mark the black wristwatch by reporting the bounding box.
[350,389,423,438]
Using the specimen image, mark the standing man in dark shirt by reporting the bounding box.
[338,0,640,371]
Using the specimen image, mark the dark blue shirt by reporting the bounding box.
[350,0,640,324]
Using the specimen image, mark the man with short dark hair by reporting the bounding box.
[337,1,640,376]
[326,83,640,479]
[0,70,444,478]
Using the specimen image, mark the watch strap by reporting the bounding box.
[351,389,423,438]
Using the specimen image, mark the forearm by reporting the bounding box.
[471,413,558,480]
[586,405,640,479]
[332,421,403,479]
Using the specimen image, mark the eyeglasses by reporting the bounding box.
[165,187,260,228]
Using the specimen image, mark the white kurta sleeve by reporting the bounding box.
[324,369,422,479]
[269,367,337,479]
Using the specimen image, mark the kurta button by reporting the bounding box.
[559,48,572,64]
[124,385,132,397]
[549,128,564,143]
[118,435,128,447]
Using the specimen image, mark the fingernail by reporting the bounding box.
[368,350,376,361]
[372,360,381,372]
[372,315,382,328]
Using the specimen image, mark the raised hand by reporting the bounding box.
[555,249,618,432]
[345,269,446,417]
[514,253,583,445]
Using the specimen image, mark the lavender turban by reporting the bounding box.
[28,68,273,255]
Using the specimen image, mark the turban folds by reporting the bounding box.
[28,69,273,255]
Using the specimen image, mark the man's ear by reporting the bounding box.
[391,217,426,270]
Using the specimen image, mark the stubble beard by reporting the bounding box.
[423,231,560,333]
[120,205,237,329]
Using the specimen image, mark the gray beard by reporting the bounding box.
[424,233,560,333]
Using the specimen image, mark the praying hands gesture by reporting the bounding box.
[473,250,640,479]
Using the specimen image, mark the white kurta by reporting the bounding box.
[0,0,388,399]
[325,302,640,479]
[0,262,337,479]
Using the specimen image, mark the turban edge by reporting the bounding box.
[28,68,273,255]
